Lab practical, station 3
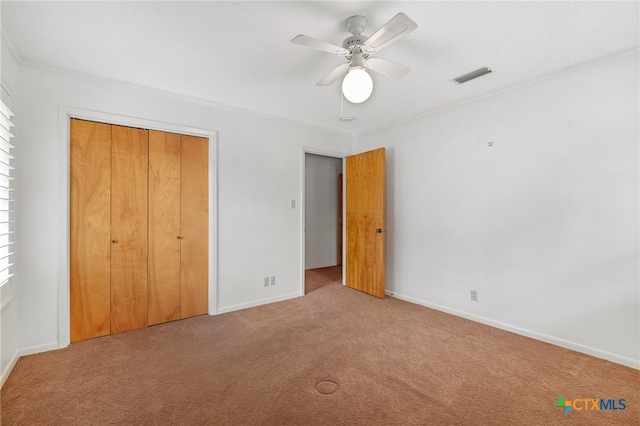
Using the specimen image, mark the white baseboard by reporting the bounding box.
[1,341,59,388]
[17,341,60,357]
[217,292,302,315]
[390,291,640,370]
[0,293,16,313]
[1,349,19,388]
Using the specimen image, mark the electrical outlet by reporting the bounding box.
[264,277,270,287]
[270,276,276,286]
[470,290,478,302]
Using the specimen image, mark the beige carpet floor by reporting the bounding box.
[305,265,342,294]
[2,268,638,425]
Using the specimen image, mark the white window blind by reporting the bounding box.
[0,100,14,287]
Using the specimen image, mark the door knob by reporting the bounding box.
[111,239,118,243]
[375,228,386,234]
[177,235,183,239]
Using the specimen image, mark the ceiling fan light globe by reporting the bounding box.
[342,68,373,103]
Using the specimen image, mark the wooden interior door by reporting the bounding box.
[70,119,112,341]
[110,125,149,334]
[345,147,385,298]
[148,130,182,325]
[180,135,209,318]
[338,173,343,266]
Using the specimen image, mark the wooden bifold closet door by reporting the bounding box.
[148,131,182,325]
[70,119,208,342]
[147,131,209,325]
[179,135,209,318]
[110,125,149,334]
[70,120,112,341]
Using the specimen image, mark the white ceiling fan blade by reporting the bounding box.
[362,13,417,54]
[291,34,349,56]
[365,57,411,79]
[316,63,350,86]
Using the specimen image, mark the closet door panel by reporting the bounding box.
[111,125,149,334]
[180,135,209,318]
[70,119,112,342]
[148,131,181,325]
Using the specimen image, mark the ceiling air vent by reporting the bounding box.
[452,67,492,84]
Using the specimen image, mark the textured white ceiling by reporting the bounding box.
[2,1,638,135]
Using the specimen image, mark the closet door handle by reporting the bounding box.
[177,235,183,239]
[111,239,118,244]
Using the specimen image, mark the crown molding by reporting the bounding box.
[21,57,354,137]
[0,29,23,65]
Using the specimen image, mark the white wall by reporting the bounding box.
[353,52,640,368]
[14,65,351,352]
[0,34,21,384]
[305,154,342,269]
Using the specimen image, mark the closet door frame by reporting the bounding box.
[58,107,218,348]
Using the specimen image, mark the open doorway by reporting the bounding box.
[304,153,344,294]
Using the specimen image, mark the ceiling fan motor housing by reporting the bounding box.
[343,15,370,56]
[342,35,369,49]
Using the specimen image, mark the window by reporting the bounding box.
[0,100,14,287]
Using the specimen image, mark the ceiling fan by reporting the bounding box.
[291,13,418,103]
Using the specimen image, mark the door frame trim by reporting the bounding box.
[300,147,347,295]
[58,107,218,348]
